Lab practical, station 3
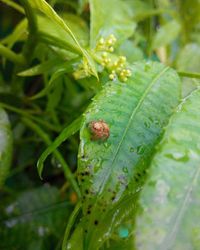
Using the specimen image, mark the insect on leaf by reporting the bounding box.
[76,61,181,249]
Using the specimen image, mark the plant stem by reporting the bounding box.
[178,71,200,79]
[19,0,38,62]
[62,201,82,250]
[0,0,24,14]
[0,102,60,132]
[19,0,37,34]
[21,117,81,198]
[0,44,25,65]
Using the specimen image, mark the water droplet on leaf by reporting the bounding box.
[103,142,110,148]
[130,147,135,152]
[136,145,145,155]
[123,167,128,173]
[144,121,151,128]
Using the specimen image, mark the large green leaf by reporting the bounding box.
[76,61,181,249]
[0,107,13,187]
[89,0,136,48]
[134,88,200,250]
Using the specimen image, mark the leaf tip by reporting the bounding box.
[37,160,43,180]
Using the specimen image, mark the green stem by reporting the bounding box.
[19,0,37,35]
[0,0,24,14]
[21,117,81,198]
[0,102,60,132]
[62,201,82,250]
[0,44,25,65]
[19,0,38,62]
[178,71,200,79]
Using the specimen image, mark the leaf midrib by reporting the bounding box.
[99,66,169,193]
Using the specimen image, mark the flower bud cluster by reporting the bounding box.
[96,34,117,53]
[97,35,132,82]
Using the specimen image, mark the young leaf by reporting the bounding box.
[0,107,13,187]
[0,43,25,65]
[37,15,88,53]
[89,0,136,48]
[61,13,89,47]
[1,19,27,48]
[37,116,82,178]
[134,88,200,250]
[29,66,72,100]
[29,0,98,78]
[77,61,181,249]
[18,58,63,77]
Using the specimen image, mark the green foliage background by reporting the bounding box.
[0,0,200,249]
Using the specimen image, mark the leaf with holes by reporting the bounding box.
[133,88,200,250]
[0,107,12,187]
[75,61,181,249]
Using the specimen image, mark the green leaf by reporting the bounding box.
[152,20,181,49]
[0,107,13,187]
[134,87,200,250]
[61,13,89,47]
[1,19,27,48]
[0,185,71,249]
[29,66,71,100]
[176,43,200,73]
[29,0,98,78]
[0,43,25,65]
[76,61,181,249]
[89,0,136,48]
[37,14,89,52]
[117,40,144,63]
[125,0,165,22]
[18,58,63,77]
[37,116,82,178]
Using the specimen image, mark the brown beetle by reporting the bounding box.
[88,119,110,141]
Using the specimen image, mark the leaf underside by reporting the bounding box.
[76,61,181,249]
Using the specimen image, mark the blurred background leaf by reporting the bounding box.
[0,107,13,188]
[0,185,72,250]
